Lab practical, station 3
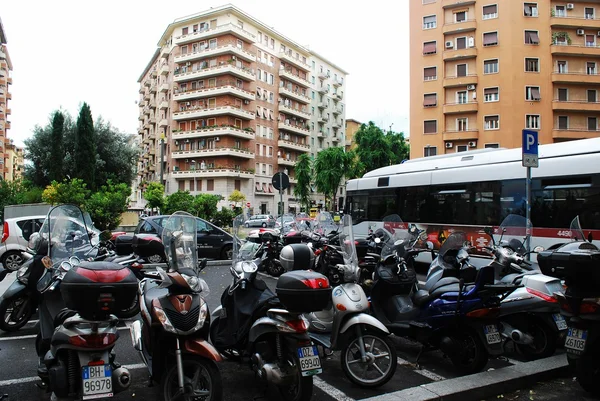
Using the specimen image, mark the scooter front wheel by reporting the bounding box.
[0,295,34,332]
[341,332,397,388]
[161,356,223,401]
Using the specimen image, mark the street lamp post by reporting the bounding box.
[191,160,196,193]
[160,135,165,188]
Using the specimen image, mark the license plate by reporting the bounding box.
[82,364,113,400]
[565,328,587,355]
[297,346,322,377]
[553,314,568,331]
[484,325,501,344]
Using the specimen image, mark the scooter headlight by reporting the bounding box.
[154,307,178,334]
[17,265,29,284]
[181,274,210,296]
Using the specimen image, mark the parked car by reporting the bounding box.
[1,215,45,270]
[244,214,276,228]
[129,215,235,262]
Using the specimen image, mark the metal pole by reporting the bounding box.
[160,137,165,187]
[279,173,284,227]
[526,166,532,259]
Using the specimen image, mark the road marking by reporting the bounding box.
[313,376,355,401]
[0,364,146,387]
[397,357,446,382]
[0,334,37,341]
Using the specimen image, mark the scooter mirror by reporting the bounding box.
[426,241,434,250]
[374,237,381,244]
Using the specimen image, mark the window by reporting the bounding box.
[424,147,437,157]
[207,179,214,191]
[456,64,467,77]
[526,86,541,101]
[558,116,569,130]
[423,93,437,107]
[456,37,467,49]
[588,89,597,103]
[423,15,436,29]
[455,11,467,22]
[589,117,598,130]
[423,41,437,55]
[209,38,217,49]
[588,62,597,75]
[485,115,500,130]
[557,60,567,73]
[586,34,597,47]
[457,145,468,152]
[483,4,498,19]
[181,45,188,55]
[182,27,189,35]
[525,58,539,72]
[484,59,499,74]
[424,66,437,80]
[554,34,568,45]
[484,87,499,102]
[457,91,468,104]
[483,32,498,46]
[525,30,540,45]
[558,88,568,101]
[424,120,437,134]
[526,114,540,129]
[457,117,468,131]
[485,143,500,149]
[524,3,538,17]
[555,5,566,17]
[586,7,595,19]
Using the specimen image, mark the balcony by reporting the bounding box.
[332,106,343,115]
[317,86,329,95]
[331,135,341,143]
[550,16,600,30]
[173,23,256,46]
[174,85,255,102]
[552,100,600,111]
[173,105,255,121]
[442,47,477,61]
[278,121,310,136]
[318,71,330,80]
[278,139,310,153]
[552,71,600,84]
[550,44,600,57]
[172,126,255,141]
[277,158,296,167]
[442,129,479,141]
[278,86,311,104]
[150,84,157,93]
[172,147,255,160]
[149,116,157,124]
[279,50,311,71]
[442,0,476,9]
[279,104,311,120]
[159,119,169,128]
[334,92,343,100]
[317,116,328,124]
[143,107,151,116]
[174,64,255,83]
[159,63,169,76]
[175,44,256,64]
[160,46,171,59]
[443,74,478,88]
[443,101,478,114]
[159,101,169,110]
[332,77,343,87]
[173,168,254,179]
[151,69,157,78]
[443,19,477,35]
[553,128,600,140]
[279,68,310,87]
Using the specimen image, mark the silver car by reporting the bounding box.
[1,215,45,271]
[244,214,276,228]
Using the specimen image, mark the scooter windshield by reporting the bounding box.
[315,212,339,238]
[498,214,531,254]
[233,212,254,264]
[437,231,468,260]
[44,204,94,262]
[569,216,586,241]
[380,214,411,260]
[339,214,359,280]
[162,212,198,272]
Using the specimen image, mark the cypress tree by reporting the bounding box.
[74,102,96,189]
[49,111,64,182]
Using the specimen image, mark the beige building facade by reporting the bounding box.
[410,0,600,159]
[5,140,23,182]
[136,5,348,214]
[0,17,13,181]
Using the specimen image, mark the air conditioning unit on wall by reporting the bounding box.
[445,142,453,148]
[468,141,477,147]
[567,3,575,10]
[467,84,476,90]
[445,41,454,49]
[577,29,585,36]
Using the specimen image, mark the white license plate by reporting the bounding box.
[82,364,113,400]
[565,328,587,354]
[484,325,501,344]
[297,346,322,377]
[553,314,568,331]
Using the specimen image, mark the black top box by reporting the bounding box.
[276,270,332,313]
[538,241,600,286]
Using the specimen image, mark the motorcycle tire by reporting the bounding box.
[0,295,34,332]
[448,329,489,375]
[116,296,140,320]
[276,351,313,401]
[515,318,557,360]
[575,347,600,397]
[161,355,223,401]
[266,259,285,277]
[341,331,397,388]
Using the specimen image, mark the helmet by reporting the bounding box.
[280,243,315,271]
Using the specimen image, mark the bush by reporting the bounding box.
[212,207,236,229]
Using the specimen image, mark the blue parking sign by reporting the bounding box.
[522,129,538,168]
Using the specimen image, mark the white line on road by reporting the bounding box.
[397,357,446,382]
[313,376,355,401]
[0,334,37,341]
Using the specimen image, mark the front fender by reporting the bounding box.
[184,338,223,362]
[340,313,389,335]
[1,279,28,301]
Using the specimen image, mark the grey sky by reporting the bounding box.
[2,1,410,147]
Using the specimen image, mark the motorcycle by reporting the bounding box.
[425,214,566,359]
[35,204,134,400]
[369,215,520,375]
[210,212,331,401]
[539,216,600,396]
[304,215,397,388]
[130,211,223,401]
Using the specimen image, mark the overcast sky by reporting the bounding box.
[2,1,410,147]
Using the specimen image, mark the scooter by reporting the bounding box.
[304,215,397,388]
[425,214,566,359]
[130,211,223,401]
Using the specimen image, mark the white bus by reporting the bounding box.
[345,138,600,254]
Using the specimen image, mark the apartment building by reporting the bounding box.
[410,0,600,159]
[136,5,348,214]
[0,17,13,181]
[4,139,22,182]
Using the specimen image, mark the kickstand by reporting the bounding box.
[415,345,425,369]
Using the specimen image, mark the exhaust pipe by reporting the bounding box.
[500,322,535,345]
[112,367,131,393]
[130,320,142,351]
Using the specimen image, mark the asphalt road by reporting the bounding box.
[0,264,586,401]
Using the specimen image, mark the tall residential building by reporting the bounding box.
[410,0,600,159]
[0,17,13,181]
[344,118,362,151]
[137,4,348,214]
[5,139,22,182]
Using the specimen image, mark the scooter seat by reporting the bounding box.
[413,283,475,307]
[500,273,524,285]
[143,280,168,315]
[429,277,460,292]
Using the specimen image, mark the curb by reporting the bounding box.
[363,354,569,401]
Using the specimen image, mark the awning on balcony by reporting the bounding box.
[526,31,539,44]
[255,182,263,192]
[262,183,268,192]
[423,42,437,55]
[268,184,274,193]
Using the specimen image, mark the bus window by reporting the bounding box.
[473,181,501,225]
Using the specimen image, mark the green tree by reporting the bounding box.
[41,178,90,207]
[212,207,236,229]
[74,103,96,189]
[143,182,165,212]
[293,154,313,212]
[49,111,65,182]
[94,118,139,186]
[354,121,392,176]
[228,190,246,206]
[313,147,352,211]
[193,194,221,220]
[85,180,130,230]
[163,191,195,215]
[386,131,410,164]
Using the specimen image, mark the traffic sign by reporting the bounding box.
[272,172,290,190]
[246,202,251,208]
[522,129,539,168]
